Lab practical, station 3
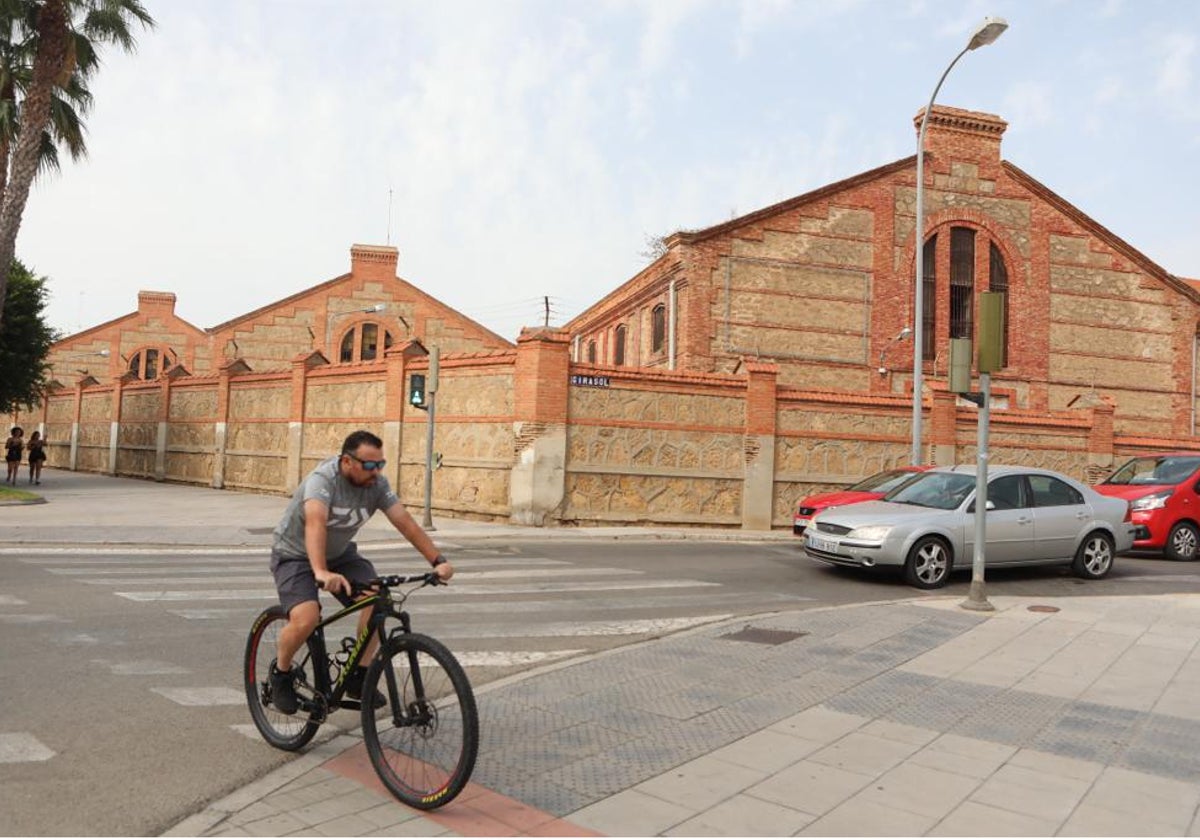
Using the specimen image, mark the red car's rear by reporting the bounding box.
[1094,453,1200,560]
[793,467,927,536]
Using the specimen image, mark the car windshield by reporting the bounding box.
[1103,456,1200,486]
[847,469,918,494]
[884,472,977,510]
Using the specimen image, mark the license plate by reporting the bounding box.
[807,534,838,553]
[795,517,811,529]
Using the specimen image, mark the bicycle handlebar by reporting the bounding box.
[317,572,443,596]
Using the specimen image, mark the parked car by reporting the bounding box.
[794,467,927,536]
[1093,453,1200,560]
[803,465,1135,589]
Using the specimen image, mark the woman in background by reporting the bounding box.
[26,430,46,485]
[5,426,23,485]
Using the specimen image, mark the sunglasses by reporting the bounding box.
[344,452,387,471]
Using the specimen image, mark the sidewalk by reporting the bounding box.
[6,471,1200,836]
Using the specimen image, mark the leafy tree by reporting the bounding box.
[0,0,154,322]
[0,258,56,413]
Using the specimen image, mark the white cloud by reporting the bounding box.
[1156,32,1196,104]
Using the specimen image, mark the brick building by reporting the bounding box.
[46,244,513,382]
[566,105,1200,443]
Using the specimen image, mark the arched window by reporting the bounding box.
[127,347,177,380]
[614,325,627,366]
[337,322,394,363]
[920,227,1011,368]
[651,304,666,354]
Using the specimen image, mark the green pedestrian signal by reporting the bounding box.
[409,373,427,409]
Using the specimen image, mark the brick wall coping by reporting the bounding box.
[568,363,745,389]
[777,388,913,409]
[1114,437,1200,453]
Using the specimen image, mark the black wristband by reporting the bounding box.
[431,555,447,567]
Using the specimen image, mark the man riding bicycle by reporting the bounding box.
[269,429,453,714]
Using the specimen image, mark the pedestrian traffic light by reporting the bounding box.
[409,373,427,409]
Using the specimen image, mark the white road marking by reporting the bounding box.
[116,579,720,601]
[80,567,638,586]
[0,614,69,624]
[96,659,190,676]
[450,650,586,667]
[0,733,55,763]
[229,724,263,741]
[442,615,734,638]
[151,687,244,706]
[168,608,259,620]
[0,540,465,557]
[0,595,27,605]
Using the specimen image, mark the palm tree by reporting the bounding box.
[0,0,153,323]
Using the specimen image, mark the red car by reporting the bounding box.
[1094,453,1200,560]
[793,466,928,536]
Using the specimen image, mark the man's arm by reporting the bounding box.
[304,498,351,595]
[383,501,454,581]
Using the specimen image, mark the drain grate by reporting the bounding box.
[720,626,809,646]
[245,527,275,535]
[1027,605,1061,613]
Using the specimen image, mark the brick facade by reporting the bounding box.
[566,104,1200,446]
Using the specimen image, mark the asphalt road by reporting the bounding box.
[2,537,1198,835]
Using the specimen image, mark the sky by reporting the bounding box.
[17,0,1200,342]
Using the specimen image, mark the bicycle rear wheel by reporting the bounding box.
[361,632,478,809]
[244,606,321,750]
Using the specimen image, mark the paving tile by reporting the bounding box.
[242,813,309,836]
[634,755,767,810]
[1007,747,1104,783]
[798,796,939,836]
[1059,803,1187,837]
[767,706,866,744]
[313,813,377,836]
[664,794,816,837]
[928,800,1062,836]
[807,731,923,777]
[968,763,1091,822]
[861,760,982,819]
[859,718,939,747]
[747,759,874,817]
[1080,766,1200,825]
[908,734,1015,779]
[566,789,694,836]
[708,729,822,773]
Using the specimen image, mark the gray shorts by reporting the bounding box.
[270,542,378,614]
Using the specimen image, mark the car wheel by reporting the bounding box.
[1072,531,1114,580]
[1165,522,1199,562]
[903,537,952,589]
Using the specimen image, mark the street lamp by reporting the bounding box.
[910,16,1008,465]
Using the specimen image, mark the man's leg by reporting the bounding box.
[276,600,320,670]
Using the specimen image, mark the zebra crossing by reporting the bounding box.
[9,542,807,681]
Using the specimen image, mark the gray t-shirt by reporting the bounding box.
[272,456,401,561]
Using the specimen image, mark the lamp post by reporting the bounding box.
[910,16,1008,465]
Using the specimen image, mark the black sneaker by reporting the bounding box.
[344,667,386,709]
[269,660,301,715]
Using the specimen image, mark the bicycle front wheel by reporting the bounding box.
[244,606,321,751]
[361,633,478,809]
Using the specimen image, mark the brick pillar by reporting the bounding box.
[930,389,958,466]
[69,378,86,470]
[1087,399,1116,482]
[213,360,248,489]
[155,371,179,481]
[287,351,328,493]
[108,376,125,476]
[510,328,571,526]
[742,362,778,531]
[383,339,427,492]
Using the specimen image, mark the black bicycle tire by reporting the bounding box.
[244,605,322,751]
[361,632,478,809]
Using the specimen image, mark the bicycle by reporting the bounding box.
[243,572,478,810]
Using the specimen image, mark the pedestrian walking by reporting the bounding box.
[5,426,23,485]
[26,431,46,485]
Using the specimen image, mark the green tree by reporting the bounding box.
[0,259,55,413]
[0,0,154,322]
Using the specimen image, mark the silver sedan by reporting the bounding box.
[803,465,1136,589]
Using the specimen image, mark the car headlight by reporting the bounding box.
[847,525,892,541]
[1130,492,1171,512]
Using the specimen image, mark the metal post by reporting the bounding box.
[962,372,994,611]
[422,346,438,531]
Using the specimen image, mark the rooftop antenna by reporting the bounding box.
[386,186,393,245]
